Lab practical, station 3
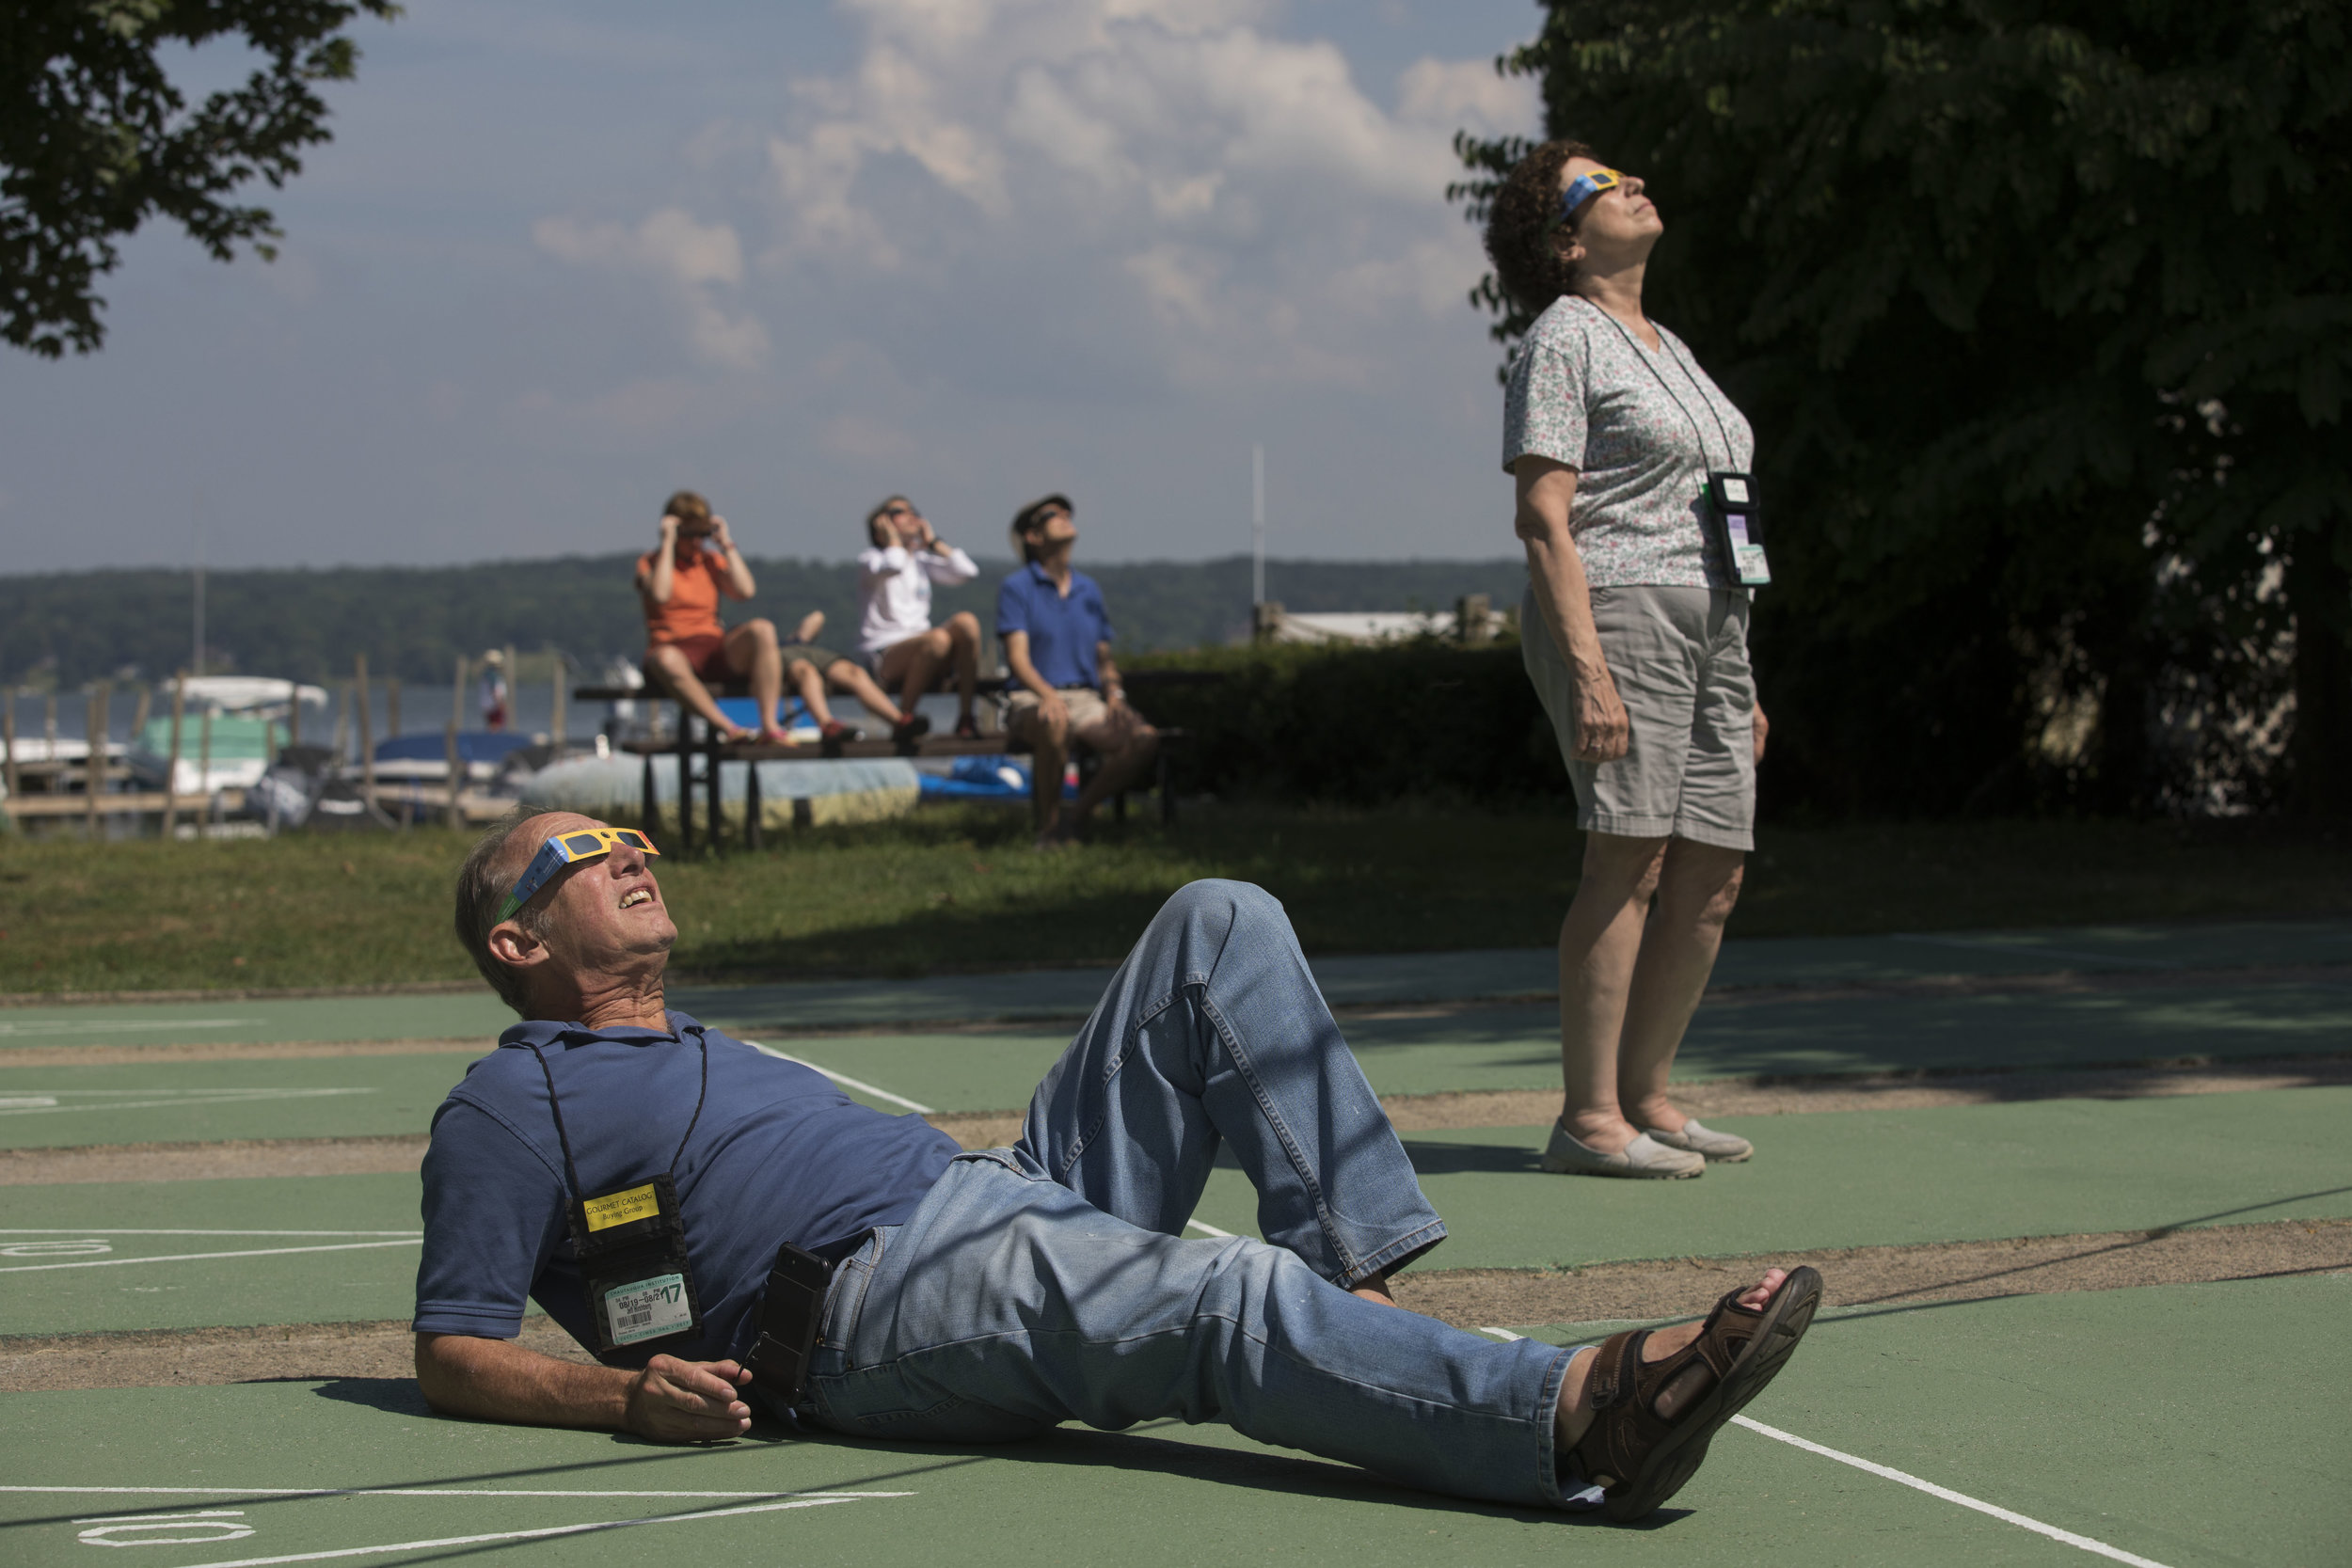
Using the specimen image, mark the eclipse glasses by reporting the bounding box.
[498,827,660,923]
[1556,167,1625,226]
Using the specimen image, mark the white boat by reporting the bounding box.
[126,679,330,796]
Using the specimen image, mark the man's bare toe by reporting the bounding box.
[1736,1268,1789,1311]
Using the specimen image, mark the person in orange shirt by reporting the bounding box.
[636,491,923,747]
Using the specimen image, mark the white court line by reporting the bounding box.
[6,1487,904,1499]
[0,1239,422,1275]
[744,1040,936,1116]
[0,1089,375,1118]
[1891,934,2178,971]
[1470,1334,2172,1565]
[0,1019,260,1037]
[1183,1219,1235,1239]
[1729,1416,2174,1567]
[152,1494,913,1568]
[0,1229,420,1238]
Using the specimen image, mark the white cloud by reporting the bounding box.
[733,0,1536,384]
[532,208,769,370]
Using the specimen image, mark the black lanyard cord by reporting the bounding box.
[1574,297,1739,471]
[528,1031,709,1210]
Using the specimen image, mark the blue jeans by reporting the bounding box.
[801,879,1585,1511]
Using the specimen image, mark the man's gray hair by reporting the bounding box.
[453,806,561,1018]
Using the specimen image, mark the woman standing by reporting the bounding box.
[1488,143,1769,1180]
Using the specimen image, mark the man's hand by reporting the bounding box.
[624,1354,754,1442]
[1571,669,1630,763]
[1036,692,1070,731]
[1753,704,1769,766]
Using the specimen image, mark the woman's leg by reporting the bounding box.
[946,611,982,726]
[644,645,746,739]
[878,628,950,718]
[720,618,785,736]
[824,658,907,727]
[1616,839,1745,1132]
[1557,831,1668,1153]
[1014,879,1442,1290]
[785,657,836,727]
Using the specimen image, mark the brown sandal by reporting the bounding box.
[1568,1264,1822,1521]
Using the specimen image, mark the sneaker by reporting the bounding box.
[1539,1121,1705,1180]
[1640,1118,1754,1163]
[953,715,982,740]
[818,720,861,756]
[891,714,932,747]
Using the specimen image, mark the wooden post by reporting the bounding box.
[162,674,186,836]
[198,705,215,831]
[1252,601,1285,643]
[44,691,57,752]
[1456,594,1493,646]
[2,687,17,807]
[356,654,374,808]
[549,654,566,759]
[446,656,466,828]
[86,682,111,836]
[334,680,351,764]
[387,676,402,739]
[287,681,301,748]
[130,685,151,742]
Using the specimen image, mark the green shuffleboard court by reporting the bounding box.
[6,916,2344,1049]
[0,1055,484,1150]
[755,975,2352,1118]
[2,1275,2343,1568]
[15,1089,2345,1338]
[1185,1086,2352,1271]
[0,1175,424,1337]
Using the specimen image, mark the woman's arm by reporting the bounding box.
[415,1333,752,1441]
[1515,457,1629,762]
[639,516,680,605]
[709,516,755,598]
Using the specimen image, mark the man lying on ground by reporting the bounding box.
[414,808,1821,1523]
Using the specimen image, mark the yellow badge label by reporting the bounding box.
[581,1182,661,1232]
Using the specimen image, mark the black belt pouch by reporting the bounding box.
[746,1243,835,1408]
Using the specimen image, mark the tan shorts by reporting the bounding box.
[1005,686,1128,741]
[1521,584,1756,850]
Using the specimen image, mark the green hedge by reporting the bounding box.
[1126,637,1569,806]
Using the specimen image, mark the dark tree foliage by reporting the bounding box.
[2,0,398,356]
[1454,0,2352,816]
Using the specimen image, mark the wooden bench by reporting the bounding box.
[572,680,1185,852]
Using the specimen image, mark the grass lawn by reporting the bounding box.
[3,806,2346,995]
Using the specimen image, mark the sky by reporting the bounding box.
[0,0,1547,575]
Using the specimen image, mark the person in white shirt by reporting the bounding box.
[857,496,984,738]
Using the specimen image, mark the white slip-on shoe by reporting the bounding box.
[1539,1121,1705,1180]
[1641,1118,1754,1164]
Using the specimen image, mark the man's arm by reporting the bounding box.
[1095,641,1127,710]
[1004,630,1066,710]
[415,1332,752,1441]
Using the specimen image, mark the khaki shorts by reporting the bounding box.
[1005,686,1125,740]
[1521,584,1756,850]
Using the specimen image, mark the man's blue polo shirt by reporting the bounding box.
[997,561,1114,689]
[414,1012,958,1367]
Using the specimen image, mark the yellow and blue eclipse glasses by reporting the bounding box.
[1557,167,1624,226]
[498,827,660,922]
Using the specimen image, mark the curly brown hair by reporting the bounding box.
[1481,139,1600,316]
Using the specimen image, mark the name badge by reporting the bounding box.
[1706,470,1772,588]
[570,1172,703,1354]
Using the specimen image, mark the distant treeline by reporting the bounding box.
[0,554,1527,688]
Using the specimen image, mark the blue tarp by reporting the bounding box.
[375,732,539,765]
[916,755,1074,800]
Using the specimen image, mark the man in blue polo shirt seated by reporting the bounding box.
[996,493,1159,847]
[409,807,1821,1525]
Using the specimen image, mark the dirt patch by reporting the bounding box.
[0,1038,489,1069]
[7,1219,2340,1392]
[0,1316,595,1393]
[0,1135,430,1185]
[1391,1216,2352,1329]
